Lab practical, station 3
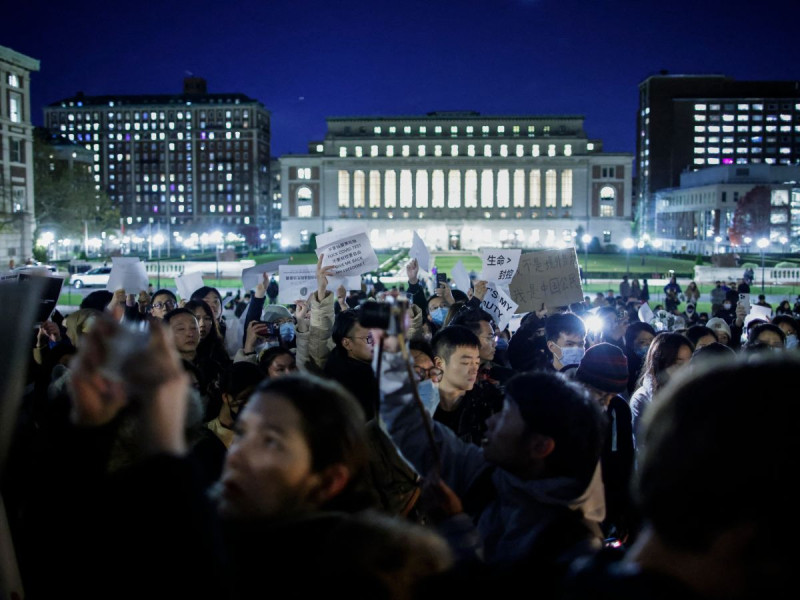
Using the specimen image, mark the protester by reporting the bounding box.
[544,312,587,372]
[685,325,718,351]
[623,322,656,395]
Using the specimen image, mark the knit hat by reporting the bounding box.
[261,305,292,323]
[575,343,629,394]
[706,317,732,340]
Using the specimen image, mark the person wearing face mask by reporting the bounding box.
[623,322,656,396]
[544,313,587,373]
[681,302,700,327]
[630,333,695,447]
[773,314,799,350]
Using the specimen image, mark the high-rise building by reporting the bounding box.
[637,74,800,235]
[0,45,39,265]
[280,112,633,250]
[43,78,274,248]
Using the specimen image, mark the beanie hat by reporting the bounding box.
[261,305,292,323]
[575,343,628,394]
[706,317,731,340]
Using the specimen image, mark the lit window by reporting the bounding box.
[8,73,20,87]
[466,125,474,136]
[386,145,395,157]
[694,158,706,165]
[512,170,525,208]
[298,205,312,218]
[587,142,594,151]
[484,144,492,157]
[561,170,572,207]
[450,126,458,136]
[722,114,734,122]
[435,126,442,134]
[450,144,459,157]
[497,170,510,208]
[338,171,350,207]
[339,147,347,157]
[418,145,426,157]
[532,145,540,157]
[516,144,524,157]
[374,126,382,135]
[353,171,365,207]
[415,170,428,208]
[369,170,381,208]
[694,136,706,143]
[548,144,556,157]
[355,146,363,157]
[389,126,397,134]
[419,126,427,135]
[448,170,461,208]
[402,145,410,157]
[481,170,494,208]
[695,114,707,122]
[708,157,720,165]
[468,145,475,157]
[432,170,445,208]
[723,126,734,132]
[695,104,707,111]
[600,204,615,217]
[482,125,490,136]
[316,144,324,152]
[500,144,508,157]
[400,170,413,208]
[465,170,478,208]
[737,114,749,121]
[529,170,541,207]
[527,125,535,137]
[404,126,411,134]
[9,93,22,123]
[694,126,706,132]
[564,144,572,157]
[370,145,378,157]
[545,169,557,207]
[385,170,397,207]
[434,145,442,157]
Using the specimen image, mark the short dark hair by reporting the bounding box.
[258,346,295,372]
[685,325,717,347]
[748,323,785,346]
[220,362,265,397]
[545,312,586,343]
[163,307,197,324]
[332,309,360,347]
[505,371,605,487]
[254,374,372,512]
[431,325,479,364]
[152,288,177,303]
[772,314,799,333]
[636,355,800,557]
[408,338,434,362]
[450,308,494,336]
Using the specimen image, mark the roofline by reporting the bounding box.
[326,114,585,122]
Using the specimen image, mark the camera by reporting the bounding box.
[358,297,409,333]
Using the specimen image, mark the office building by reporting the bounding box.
[280,112,633,251]
[0,44,39,265]
[43,78,273,248]
[637,74,800,234]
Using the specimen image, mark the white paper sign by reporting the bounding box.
[327,274,363,293]
[481,283,519,332]
[175,271,204,301]
[638,302,655,324]
[106,257,149,293]
[749,304,772,322]
[451,260,471,292]
[241,259,290,292]
[409,231,431,273]
[278,264,317,304]
[315,227,379,276]
[508,248,583,312]
[481,248,521,284]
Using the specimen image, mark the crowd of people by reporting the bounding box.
[2,254,797,599]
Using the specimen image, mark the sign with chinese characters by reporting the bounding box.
[409,231,432,273]
[480,282,519,332]
[278,264,317,304]
[316,227,379,277]
[508,248,583,312]
[481,248,521,284]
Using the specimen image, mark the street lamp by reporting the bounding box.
[757,237,769,294]
[623,237,635,275]
[581,234,592,284]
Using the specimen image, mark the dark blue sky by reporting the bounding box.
[5,0,799,156]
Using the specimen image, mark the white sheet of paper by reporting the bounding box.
[481,282,519,331]
[749,304,772,321]
[106,257,149,293]
[240,260,284,292]
[451,260,471,292]
[278,264,317,304]
[638,302,655,324]
[315,227,379,276]
[175,271,205,301]
[409,231,431,272]
[480,248,521,284]
[327,274,362,293]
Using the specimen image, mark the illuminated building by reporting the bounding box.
[43,78,275,246]
[0,44,39,264]
[280,112,633,250]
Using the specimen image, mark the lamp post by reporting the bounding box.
[757,238,769,294]
[581,234,592,284]
[623,237,635,275]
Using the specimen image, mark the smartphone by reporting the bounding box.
[436,272,447,286]
[738,293,751,313]
[255,321,279,337]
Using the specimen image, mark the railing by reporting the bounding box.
[142,260,256,278]
[694,266,800,285]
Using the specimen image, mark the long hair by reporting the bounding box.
[637,332,694,394]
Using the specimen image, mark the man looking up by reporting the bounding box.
[430,325,502,445]
[545,313,587,371]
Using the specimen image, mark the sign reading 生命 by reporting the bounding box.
[480,248,521,284]
[508,248,583,312]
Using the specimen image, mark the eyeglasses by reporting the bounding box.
[480,334,498,344]
[413,366,444,382]
[152,300,176,310]
[348,333,374,344]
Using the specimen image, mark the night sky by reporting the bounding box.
[5,0,799,157]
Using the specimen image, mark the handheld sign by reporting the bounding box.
[241,259,290,292]
[278,264,317,304]
[175,271,204,301]
[409,231,432,273]
[480,282,519,332]
[481,248,521,284]
[106,257,149,293]
[315,227,380,277]
[451,260,471,292]
[508,248,583,312]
